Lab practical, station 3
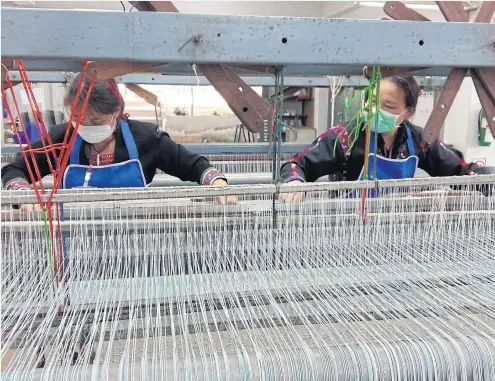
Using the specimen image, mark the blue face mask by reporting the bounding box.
[364,107,405,134]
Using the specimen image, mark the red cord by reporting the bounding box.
[269,106,276,132]
[46,206,59,288]
[107,79,129,120]
[16,60,58,171]
[3,59,98,290]
[48,69,98,205]
[56,61,90,173]
[49,69,98,286]
[361,120,371,222]
[107,78,123,101]
[3,77,47,193]
[360,189,367,222]
[17,61,54,145]
[1,89,44,206]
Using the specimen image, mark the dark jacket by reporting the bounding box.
[281,121,482,183]
[2,119,225,189]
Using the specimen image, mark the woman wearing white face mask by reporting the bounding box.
[2,74,237,205]
[280,75,492,203]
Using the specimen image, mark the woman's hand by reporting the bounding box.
[280,180,304,203]
[211,179,238,205]
[20,204,42,212]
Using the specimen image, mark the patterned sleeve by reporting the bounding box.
[4,178,31,191]
[200,168,227,186]
[280,125,348,183]
[419,138,476,177]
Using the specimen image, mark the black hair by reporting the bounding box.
[385,75,421,112]
[64,74,125,115]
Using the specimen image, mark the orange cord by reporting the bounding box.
[361,118,371,222]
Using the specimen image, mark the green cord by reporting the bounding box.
[339,90,358,122]
[41,206,56,295]
[371,68,382,180]
[362,66,379,180]
[332,66,382,160]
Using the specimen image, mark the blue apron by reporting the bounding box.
[60,120,146,281]
[63,120,146,189]
[357,124,418,197]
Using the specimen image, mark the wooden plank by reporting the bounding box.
[362,65,430,79]
[198,64,271,133]
[472,69,495,138]
[124,83,159,105]
[436,1,469,22]
[130,1,178,12]
[86,61,161,80]
[473,1,495,23]
[383,1,429,21]
[1,59,18,90]
[423,68,468,144]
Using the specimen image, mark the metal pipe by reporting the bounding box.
[2,208,493,234]
[1,143,307,155]
[15,60,458,77]
[6,72,451,88]
[5,193,492,219]
[2,173,494,205]
[0,173,319,190]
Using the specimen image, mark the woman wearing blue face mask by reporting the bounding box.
[280,75,492,203]
[2,74,237,205]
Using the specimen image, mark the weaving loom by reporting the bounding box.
[2,2,495,380]
[1,152,291,177]
[2,176,495,380]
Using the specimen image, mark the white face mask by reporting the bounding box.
[73,114,116,144]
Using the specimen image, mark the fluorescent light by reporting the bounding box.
[359,2,441,10]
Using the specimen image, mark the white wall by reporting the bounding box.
[441,80,471,150]
[465,81,495,166]
[335,6,446,21]
[436,78,495,166]
[411,93,434,127]
[464,3,495,164]
[166,115,240,142]
[322,1,479,21]
[176,1,323,17]
[314,88,329,135]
